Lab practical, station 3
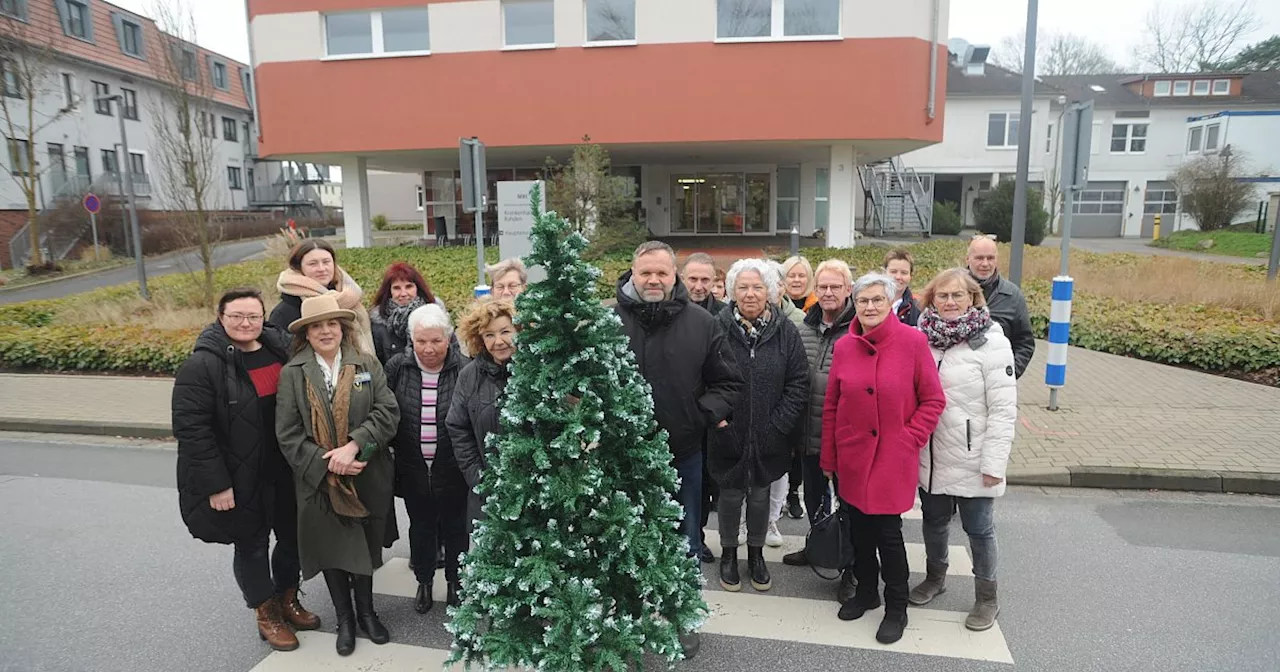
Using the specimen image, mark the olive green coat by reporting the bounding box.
[276,344,400,580]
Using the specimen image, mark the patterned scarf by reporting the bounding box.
[385,296,426,343]
[305,362,370,520]
[734,305,771,346]
[918,306,993,350]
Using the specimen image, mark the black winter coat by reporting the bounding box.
[895,287,922,327]
[173,322,291,544]
[385,345,470,499]
[801,299,858,457]
[267,293,302,335]
[369,305,404,366]
[693,294,728,317]
[445,352,510,527]
[614,273,745,463]
[980,274,1036,378]
[709,305,810,489]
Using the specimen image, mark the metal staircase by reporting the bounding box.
[859,157,934,237]
[8,175,92,269]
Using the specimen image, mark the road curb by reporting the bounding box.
[0,262,130,294]
[1007,465,1280,496]
[0,417,171,439]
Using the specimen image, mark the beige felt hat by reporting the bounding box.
[288,294,356,333]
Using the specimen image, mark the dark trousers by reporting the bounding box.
[409,471,468,584]
[801,454,832,525]
[673,450,703,558]
[231,472,301,609]
[699,445,719,546]
[788,454,803,494]
[718,483,770,548]
[844,499,909,616]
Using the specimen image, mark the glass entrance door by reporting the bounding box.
[673,172,760,234]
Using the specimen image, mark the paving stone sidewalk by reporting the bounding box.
[3,342,1278,485]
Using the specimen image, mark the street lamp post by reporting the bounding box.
[96,93,147,300]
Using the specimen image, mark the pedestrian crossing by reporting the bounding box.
[252,546,1013,670]
[702,535,975,576]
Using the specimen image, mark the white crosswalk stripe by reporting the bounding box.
[702,535,975,576]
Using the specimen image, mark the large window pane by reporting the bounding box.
[746,173,771,233]
[672,175,697,233]
[815,200,829,231]
[587,0,636,42]
[776,200,799,232]
[784,0,839,36]
[326,13,372,55]
[1006,114,1020,146]
[987,114,1005,147]
[383,8,430,52]
[815,167,830,198]
[718,0,770,38]
[504,0,554,46]
[777,166,800,198]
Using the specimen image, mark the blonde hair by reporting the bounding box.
[813,259,854,287]
[919,268,987,310]
[456,299,518,359]
[780,256,815,296]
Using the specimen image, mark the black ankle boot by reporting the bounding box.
[352,574,390,644]
[323,570,356,656]
[415,580,434,614]
[446,579,462,608]
[747,545,771,591]
[719,546,741,591]
[838,591,882,621]
[876,610,908,644]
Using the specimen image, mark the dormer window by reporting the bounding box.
[1153,81,1171,97]
[1173,80,1190,96]
[1192,80,1210,96]
[55,0,94,42]
[1212,79,1230,95]
[113,13,146,59]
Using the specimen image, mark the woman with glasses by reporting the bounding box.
[173,288,319,652]
[486,258,527,302]
[821,272,944,645]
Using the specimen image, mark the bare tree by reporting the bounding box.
[543,136,645,260]
[1135,0,1257,73]
[148,0,224,306]
[1169,149,1255,231]
[992,29,1120,75]
[0,12,77,268]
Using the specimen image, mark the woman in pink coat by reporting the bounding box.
[820,272,945,645]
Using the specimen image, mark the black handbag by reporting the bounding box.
[804,506,853,580]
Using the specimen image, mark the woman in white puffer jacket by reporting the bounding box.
[907,268,1017,634]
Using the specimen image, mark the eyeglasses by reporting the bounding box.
[494,283,524,293]
[815,284,846,294]
[222,313,264,324]
[935,292,971,304]
[854,296,888,308]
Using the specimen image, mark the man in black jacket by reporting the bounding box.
[615,241,745,659]
[967,236,1036,377]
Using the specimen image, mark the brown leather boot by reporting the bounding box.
[255,598,299,651]
[278,587,321,631]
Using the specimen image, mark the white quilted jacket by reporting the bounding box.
[919,323,1018,498]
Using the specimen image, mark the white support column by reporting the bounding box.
[421,171,430,239]
[827,144,858,248]
[799,163,818,237]
[341,157,372,248]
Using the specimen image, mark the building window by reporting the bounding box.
[1144,188,1178,215]
[1192,80,1210,96]
[1204,123,1221,152]
[1,60,20,99]
[815,167,829,231]
[73,146,90,177]
[503,0,554,48]
[121,88,138,120]
[101,148,118,174]
[222,117,238,142]
[324,9,429,57]
[129,152,145,176]
[7,138,32,176]
[59,0,92,41]
[777,166,800,231]
[180,48,198,81]
[0,0,27,21]
[47,143,64,173]
[115,15,144,58]
[1212,79,1230,95]
[1110,123,1148,154]
[717,0,839,39]
[1046,122,1054,153]
[92,81,111,115]
[987,112,1019,148]
[61,72,77,109]
[1173,80,1190,96]
[1186,126,1203,153]
[211,60,228,90]
[416,184,425,210]
[1153,80,1171,97]
[1072,188,1124,215]
[586,0,635,42]
[227,166,243,190]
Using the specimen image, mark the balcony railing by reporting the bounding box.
[95,172,153,198]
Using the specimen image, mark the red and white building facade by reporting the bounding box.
[246,0,950,247]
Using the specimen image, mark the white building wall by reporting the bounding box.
[900,97,1052,176]
[1221,113,1280,175]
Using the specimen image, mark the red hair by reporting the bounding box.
[372,262,436,311]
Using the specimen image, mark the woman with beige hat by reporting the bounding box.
[275,294,400,657]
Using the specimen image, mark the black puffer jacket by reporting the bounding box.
[173,322,291,544]
[693,294,728,317]
[801,299,858,457]
[267,293,302,335]
[385,344,469,498]
[709,304,809,489]
[614,273,745,463]
[445,352,511,526]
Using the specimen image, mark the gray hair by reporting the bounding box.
[682,252,716,272]
[852,272,897,302]
[726,258,784,306]
[632,241,676,265]
[485,258,527,285]
[814,259,854,287]
[407,303,453,338]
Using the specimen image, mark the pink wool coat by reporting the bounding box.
[820,312,945,515]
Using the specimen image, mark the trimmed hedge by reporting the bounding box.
[2,241,1278,378]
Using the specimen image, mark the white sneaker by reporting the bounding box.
[766,521,783,547]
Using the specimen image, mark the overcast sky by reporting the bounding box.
[109,0,1280,68]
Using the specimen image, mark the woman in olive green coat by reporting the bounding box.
[276,295,399,658]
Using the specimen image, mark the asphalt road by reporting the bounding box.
[2,431,1279,672]
[0,238,269,305]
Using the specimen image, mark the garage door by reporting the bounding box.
[1141,182,1178,238]
[1070,181,1126,238]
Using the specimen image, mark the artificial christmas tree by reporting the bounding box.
[446,186,708,671]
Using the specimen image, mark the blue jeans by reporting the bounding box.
[673,451,703,558]
[919,489,997,581]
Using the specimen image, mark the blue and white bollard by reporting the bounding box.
[474,284,492,299]
[1046,276,1073,411]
